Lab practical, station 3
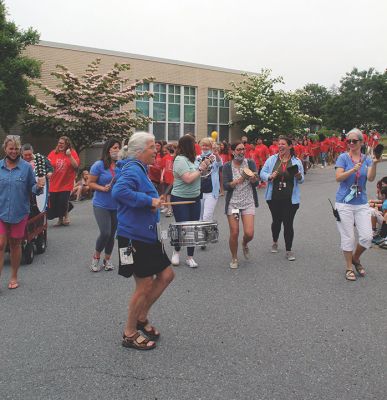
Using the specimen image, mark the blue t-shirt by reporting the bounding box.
[90,160,117,210]
[335,153,372,205]
[382,199,387,212]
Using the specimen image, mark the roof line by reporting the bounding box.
[38,40,255,75]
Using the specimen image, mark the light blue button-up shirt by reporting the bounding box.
[0,158,40,223]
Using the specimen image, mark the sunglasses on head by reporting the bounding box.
[348,139,360,144]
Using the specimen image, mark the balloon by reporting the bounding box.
[211,131,218,140]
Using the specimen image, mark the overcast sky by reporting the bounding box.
[5,0,387,90]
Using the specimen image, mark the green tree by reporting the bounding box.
[26,59,153,153]
[296,83,332,128]
[226,70,309,139]
[0,0,40,132]
[324,68,387,132]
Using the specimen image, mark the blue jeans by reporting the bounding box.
[171,194,201,256]
[321,152,327,166]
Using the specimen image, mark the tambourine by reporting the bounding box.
[240,167,257,180]
[198,154,216,177]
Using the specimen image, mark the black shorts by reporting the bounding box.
[117,236,171,278]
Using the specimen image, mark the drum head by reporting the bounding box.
[36,178,48,213]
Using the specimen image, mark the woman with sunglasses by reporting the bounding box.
[335,128,381,281]
[223,142,259,269]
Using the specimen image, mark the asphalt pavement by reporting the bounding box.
[0,163,386,400]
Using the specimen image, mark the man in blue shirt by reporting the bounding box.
[0,136,45,290]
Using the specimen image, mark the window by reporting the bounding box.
[207,88,230,142]
[136,83,196,142]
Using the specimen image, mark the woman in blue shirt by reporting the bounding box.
[335,128,381,281]
[0,135,45,289]
[88,138,121,272]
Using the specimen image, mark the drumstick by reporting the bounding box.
[162,201,195,206]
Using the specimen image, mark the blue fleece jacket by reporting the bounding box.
[112,159,160,243]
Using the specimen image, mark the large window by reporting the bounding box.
[208,88,230,142]
[136,83,196,141]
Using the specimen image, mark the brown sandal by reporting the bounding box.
[136,319,160,340]
[345,269,357,281]
[122,331,156,350]
[352,259,365,277]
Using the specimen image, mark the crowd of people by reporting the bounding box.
[0,128,385,350]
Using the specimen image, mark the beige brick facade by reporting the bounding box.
[2,41,248,162]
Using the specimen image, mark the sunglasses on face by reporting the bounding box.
[348,139,360,144]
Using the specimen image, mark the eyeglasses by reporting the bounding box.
[235,148,245,152]
[347,139,360,144]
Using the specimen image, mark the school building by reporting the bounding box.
[3,40,251,161]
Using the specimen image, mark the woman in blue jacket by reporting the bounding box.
[260,136,304,261]
[112,132,174,351]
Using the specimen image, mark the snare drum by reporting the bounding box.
[168,221,219,247]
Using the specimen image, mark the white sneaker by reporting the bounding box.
[185,258,198,268]
[271,243,278,253]
[90,257,101,272]
[171,251,180,266]
[103,259,114,271]
[286,251,296,261]
[230,259,239,269]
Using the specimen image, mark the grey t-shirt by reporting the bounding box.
[171,155,200,198]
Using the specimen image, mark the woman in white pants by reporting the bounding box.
[335,128,381,281]
[198,138,223,222]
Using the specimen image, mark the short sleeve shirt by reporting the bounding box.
[47,150,79,192]
[335,153,372,205]
[90,160,117,210]
[172,155,200,198]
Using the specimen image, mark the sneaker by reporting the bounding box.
[286,251,296,261]
[90,257,101,272]
[171,251,180,266]
[186,258,198,268]
[271,243,278,253]
[242,244,250,260]
[103,259,114,271]
[165,209,173,217]
[374,236,387,245]
[230,259,239,269]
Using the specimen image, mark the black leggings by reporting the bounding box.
[267,199,299,251]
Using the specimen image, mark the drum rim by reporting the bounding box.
[169,220,217,226]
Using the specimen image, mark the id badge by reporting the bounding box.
[119,247,134,265]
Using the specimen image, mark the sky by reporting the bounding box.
[5,0,387,90]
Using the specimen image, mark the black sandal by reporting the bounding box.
[136,319,160,341]
[352,259,365,277]
[122,331,156,350]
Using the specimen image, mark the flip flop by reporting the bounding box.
[8,281,19,289]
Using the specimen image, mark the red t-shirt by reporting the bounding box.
[148,153,163,183]
[370,132,381,147]
[195,143,201,156]
[320,139,330,153]
[335,140,346,153]
[310,142,320,157]
[362,133,368,145]
[254,144,269,167]
[220,153,230,164]
[160,153,174,185]
[269,144,279,155]
[294,144,303,158]
[48,149,80,192]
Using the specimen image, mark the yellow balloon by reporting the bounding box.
[211,131,218,140]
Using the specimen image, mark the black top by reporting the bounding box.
[271,158,294,200]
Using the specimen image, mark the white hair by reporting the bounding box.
[346,128,363,141]
[126,131,155,159]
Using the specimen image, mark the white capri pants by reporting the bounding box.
[336,203,373,251]
[200,193,218,221]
